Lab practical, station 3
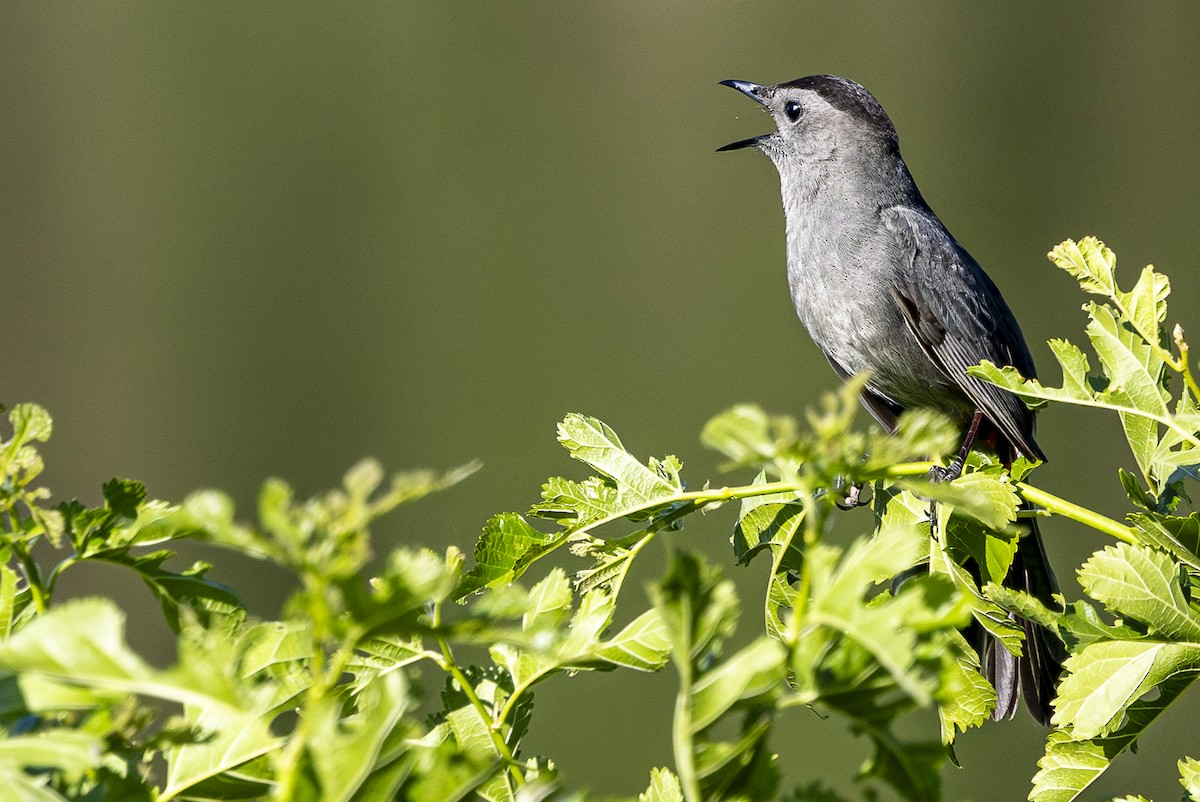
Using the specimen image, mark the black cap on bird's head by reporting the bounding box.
[717,75,899,157]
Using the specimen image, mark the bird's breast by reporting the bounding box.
[784,208,969,416]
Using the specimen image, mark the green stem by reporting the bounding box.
[1016,481,1136,544]
[539,460,937,563]
[11,543,48,614]
[671,601,702,802]
[432,600,526,789]
[1174,327,1200,403]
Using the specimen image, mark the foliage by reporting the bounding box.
[0,237,1198,801]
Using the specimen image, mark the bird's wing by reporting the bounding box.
[881,206,1045,462]
[826,353,903,434]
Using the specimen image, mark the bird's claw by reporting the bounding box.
[835,481,869,510]
[927,457,964,484]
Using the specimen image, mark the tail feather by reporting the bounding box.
[989,513,1066,724]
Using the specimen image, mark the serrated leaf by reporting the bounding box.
[1129,512,1200,571]
[1049,237,1116,296]
[1031,674,1195,802]
[899,471,1019,532]
[529,475,620,525]
[935,634,996,743]
[457,513,557,597]
[557,414,681,506]
[932,541,1024,656]
[1052,640,1200,739]
[639,767,684,802]
[1078,543,1200,640]
[295,671,411,802]
[493,585,669,695]
[1117,264,1170,344]
[1181,756,1200,801]
[809,526,933,703]
[1086,302,1168,482]
[443,705,511,801]
[733,496,805,567]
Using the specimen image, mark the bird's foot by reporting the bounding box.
[927,456,965,484]
[834,480,870,510]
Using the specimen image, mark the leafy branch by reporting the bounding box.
[0,237,1199,801]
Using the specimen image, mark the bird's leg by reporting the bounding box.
[929,410,985,484]
[927,409,986,536]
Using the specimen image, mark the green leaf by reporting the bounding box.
[732,492,805,567]
[296,672,411,802]
[1053,640,1200,739]
[944,514,1018,586]
[0,565,18,639]
[361,547,464,635]
[556,414,682,506]
[1031,674,1195,802]
[701,404,798,472]
[0,404,53,482]
[1078,543,1200,640]
[1086,301,1168,482]
[639,767,684,802]
[693,714,779,799]
[1049,237,1116,296]
[899,470,1020,533]
[0,766,70,801]
[457,513,558,597]
[652,551,740,664]
[1118,264,1171,348]
[487,580,670,723]
[977,239,1199,497]
[0,598,267,716]
[439,666,517,802]
[113,551,242,632]
[529,475,620,525]
[592,608,673,671]
[935,632,996,743]
[809,526,946,705]
[1128,512,1200,571]
[0,730,115,784]
[690,637,786,730]
[858,732,945,802]
[162,701,280,800]
[1181,756,1200,801]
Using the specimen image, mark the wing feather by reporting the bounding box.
[883,207,1045,462]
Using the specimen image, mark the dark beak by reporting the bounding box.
[717,80,768,152]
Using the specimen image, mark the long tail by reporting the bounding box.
[983,511,1066,723]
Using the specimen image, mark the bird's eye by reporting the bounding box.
[783,100,803,123]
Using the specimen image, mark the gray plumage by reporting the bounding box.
[720,74,1063,723]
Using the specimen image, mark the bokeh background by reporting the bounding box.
[4,3,1199,799]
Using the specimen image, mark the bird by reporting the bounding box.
[718,74,1064,723]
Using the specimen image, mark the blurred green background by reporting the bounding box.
[4,3,1199,799]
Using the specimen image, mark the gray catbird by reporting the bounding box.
[719,74,1064,723]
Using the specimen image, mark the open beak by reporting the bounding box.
[717,80,769,151]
